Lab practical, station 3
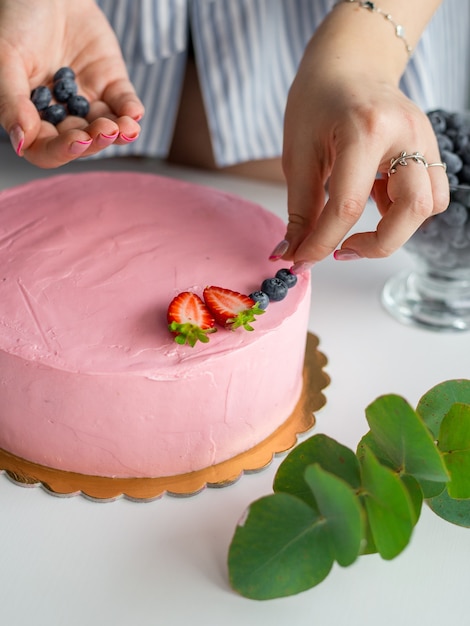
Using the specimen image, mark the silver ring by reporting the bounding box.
[427,162,448,171]
[387,151,447,177]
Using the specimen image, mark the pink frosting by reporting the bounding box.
[0,172,310,477]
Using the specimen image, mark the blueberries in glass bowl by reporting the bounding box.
[382,110,470,331]
[405,110,470,275]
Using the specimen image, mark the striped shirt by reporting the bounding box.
[95,0,470,165]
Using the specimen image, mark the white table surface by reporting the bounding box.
[0,143,469,626]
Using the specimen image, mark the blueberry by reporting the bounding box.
[459,165,470,186]
[441,149,463,175]
[42,104,67,125]
[445,128,459,145]
[458,144,470,165]
[447,172,460,186]
[275,268,298,288]
[67,94,90,118]
[53,67,76,82]
[439,222,466,248]
[53,78,77,103]
[30,85,52,111]
[260,277,289,302]
[447,227,469,249]
[249,290,269,310]
[440,201,468,227]
[452,187,470,208]
[446,111,470,132]
[427,110,447,134]
[406,217,440,253]
[454,131,470,153]
[436,133,453,154]
[418,217,441,238]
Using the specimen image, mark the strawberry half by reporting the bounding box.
[203,286,264,331]
[167,291,216,347]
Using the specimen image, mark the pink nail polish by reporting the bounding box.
[290,261,314,275]
[95,132,119,148]
[69,139,93,155]
[9,124,24,156]
[120,132,138,143]
[269,239,289,261]
[333,249,362,261]
[100,131,119,140]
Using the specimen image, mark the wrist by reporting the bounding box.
[335,1,412,60]
[308,5,409,83]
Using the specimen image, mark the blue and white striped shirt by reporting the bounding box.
[96,0,470,165]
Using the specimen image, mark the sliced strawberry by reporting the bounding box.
[203,286,264,331]
[167,291,216,347]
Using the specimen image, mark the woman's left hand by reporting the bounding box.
[282,35,449,268]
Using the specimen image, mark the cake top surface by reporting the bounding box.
[0,172,308,376]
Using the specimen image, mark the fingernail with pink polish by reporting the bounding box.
[269,239,289,261]
[100,131,119,140]
[10,124,25,157]
[120,132,138,143]
[96,131,119,148]
[290,261,314,275]
[69,139,93,155]
[333,248,362,261]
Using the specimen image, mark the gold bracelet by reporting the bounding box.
[335,1,413,59]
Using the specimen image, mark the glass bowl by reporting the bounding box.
[382,109,470,331]
[382,182,470,331]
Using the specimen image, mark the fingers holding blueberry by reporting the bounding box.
[31,67,90,126]
[27,65,141,162]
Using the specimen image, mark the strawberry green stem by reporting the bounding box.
[169,321,216,347]
[226,303,265,331]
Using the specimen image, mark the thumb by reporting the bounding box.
[0,57,43,155]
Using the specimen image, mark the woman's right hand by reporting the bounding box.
[0,0,144,168]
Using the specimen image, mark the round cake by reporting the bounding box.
[0,171,312,486]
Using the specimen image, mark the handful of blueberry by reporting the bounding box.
[406,110,470,273]
[30,67,90,126]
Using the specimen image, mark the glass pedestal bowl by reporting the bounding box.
[382,183,470,331]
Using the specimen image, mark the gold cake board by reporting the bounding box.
[0,333,329,502]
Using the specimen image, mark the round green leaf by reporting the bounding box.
[439,403,470,451]
[228,493,333,600]
[365,394,448,483]
[427,488,470,528]
[416,477,446,499]
[357,430,394,468]
[360,446,416,560]
[359,430,435,502]
[444,451,470,499]
[416,379,470,438]
[438,403,470,499]
[274,434,361,509]
[304,464,363,567]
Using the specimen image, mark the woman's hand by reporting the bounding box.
[0,0,144,168]
[281,7,449,269]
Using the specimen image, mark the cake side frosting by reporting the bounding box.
[0,172,311,478]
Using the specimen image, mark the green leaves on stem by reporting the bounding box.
[418,380,470,523]
[228,380,470,600]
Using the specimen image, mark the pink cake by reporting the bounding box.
[0,172,311,480]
